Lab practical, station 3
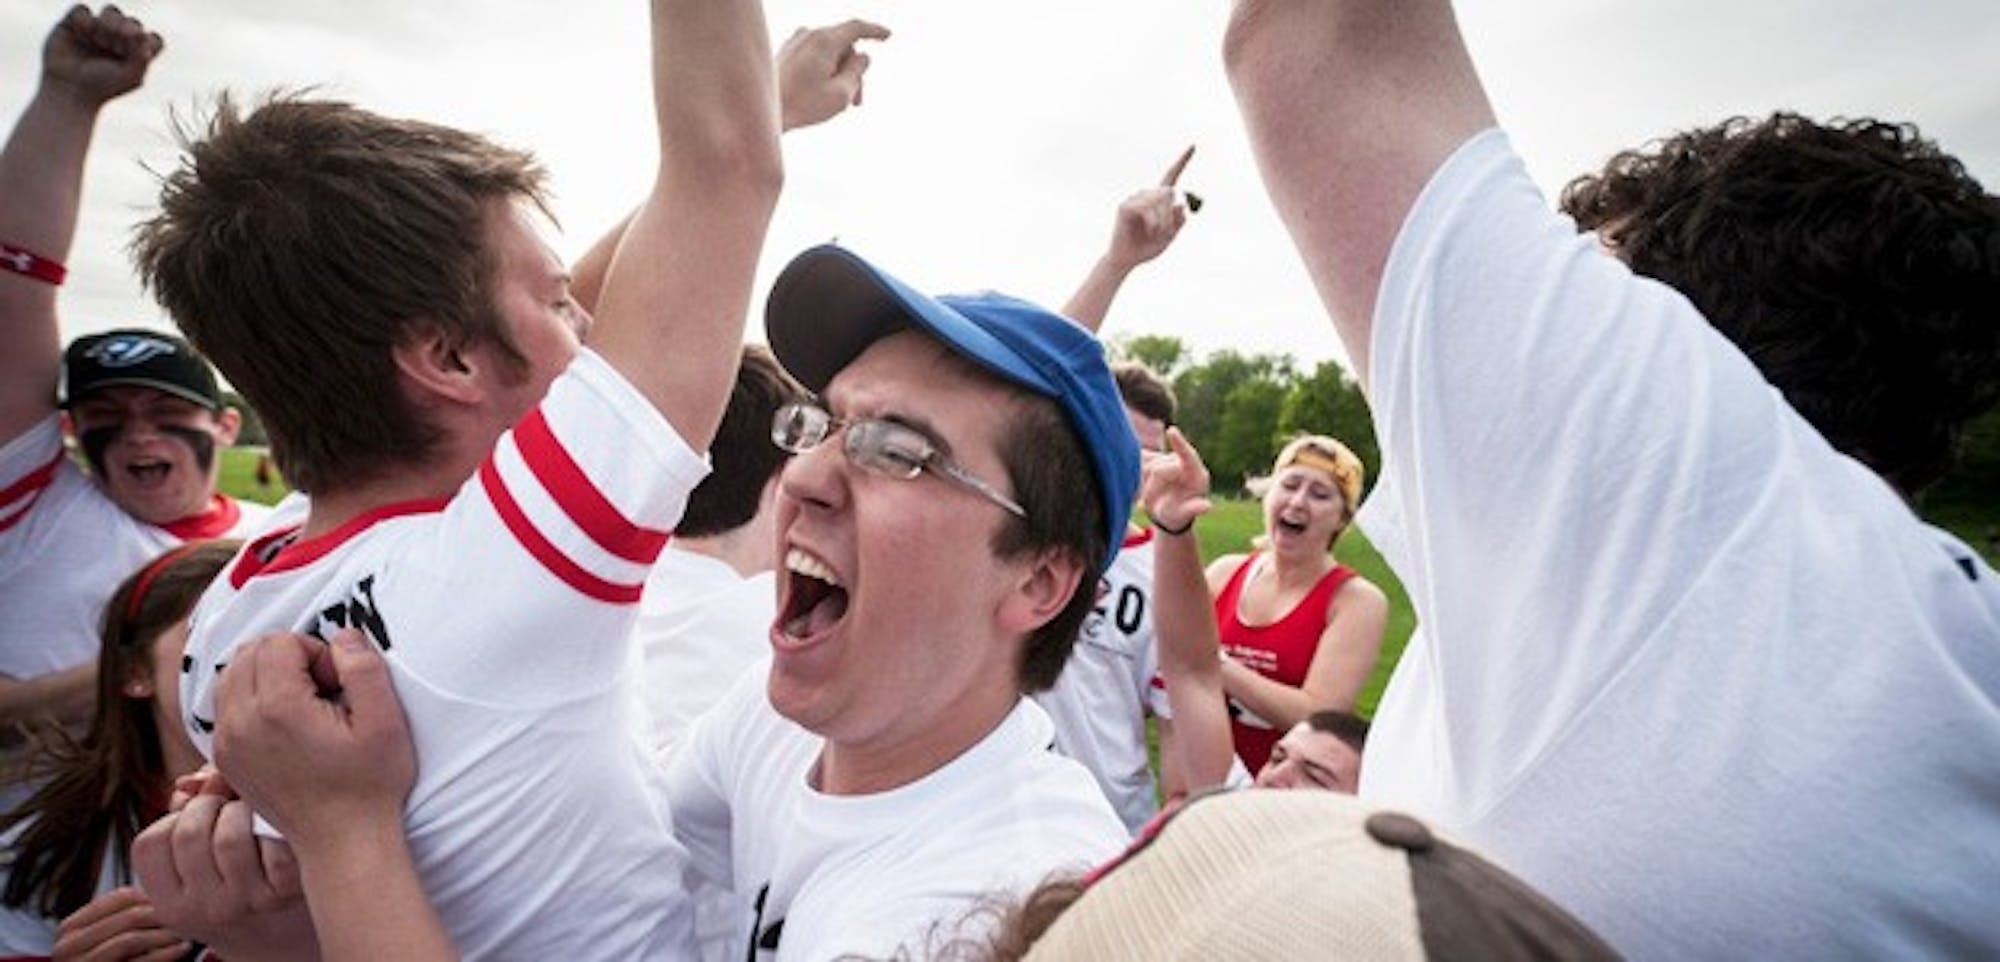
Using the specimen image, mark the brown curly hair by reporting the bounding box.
[1561,112,2000,495]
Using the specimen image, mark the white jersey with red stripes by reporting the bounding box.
[0,415,270,682]
[180,350,705,959]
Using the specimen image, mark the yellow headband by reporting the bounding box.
[1276,440,1364,513]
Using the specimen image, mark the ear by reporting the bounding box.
[391,327,485,406]
[213,407,243,446]
[998,546,1088,637]
[121,661,154,700]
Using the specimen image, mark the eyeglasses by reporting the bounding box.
[772,401,1027,518]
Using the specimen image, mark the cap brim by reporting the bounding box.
[766,245,1056,399]
[62,376,220,411]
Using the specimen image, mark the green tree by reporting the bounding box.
[1173,349,1297,490]
[1278,361,1379,490]
[1113,333,1189,377]
[1212,378,1290,492]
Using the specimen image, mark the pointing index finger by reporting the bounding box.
[828,18,892,45]
[1160,144,1196,188]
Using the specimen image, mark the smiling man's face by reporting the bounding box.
[69,385,238,525]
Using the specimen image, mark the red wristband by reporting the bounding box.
[0,242,66,285]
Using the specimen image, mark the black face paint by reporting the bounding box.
[76,421,216,477]
[161,424,217,473]
[79,425,117,478]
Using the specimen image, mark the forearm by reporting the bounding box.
[590,0,782,448]
[0,662,96,728]
[568,210,636,314]
[1155,720,1187,800]
[1060,254,1136,334]
[1151,531,1233,790]
[295,823,453,962]
[1220,656,1321,731]
[0,84,103,433]
[1223,0,1491,388]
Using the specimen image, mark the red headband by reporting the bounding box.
[124,541,211,624]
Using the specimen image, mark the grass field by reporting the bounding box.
[1176,499,1413,716]
[219,446,289,507]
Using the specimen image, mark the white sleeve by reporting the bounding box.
[662,663,764,892]
[1361,129,1811,798]
[0,416,63,537]
[385,349,709,706]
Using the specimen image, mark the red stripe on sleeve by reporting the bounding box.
[512,408,669,563]
[0,448,64,534]
[479,457,643,604]
[0,496,39,534]
[0,447,63,509]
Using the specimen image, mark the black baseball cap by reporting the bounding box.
[60,328,222,411]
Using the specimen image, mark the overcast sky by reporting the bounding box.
[4,0,1996,375]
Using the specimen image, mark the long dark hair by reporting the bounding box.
[1,539,237,918]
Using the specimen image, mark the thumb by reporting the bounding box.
[325,629,384,696]
[327,630,404,733]
[837,50,871,89]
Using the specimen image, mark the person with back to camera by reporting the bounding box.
[1224,0,2000,953]
[122,0,785,956]
[0,539,239,962]
[1206,435,1387,773]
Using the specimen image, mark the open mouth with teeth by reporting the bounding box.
[126,456,174,485]
[1275,515,1309,537]
[778,547,850,642]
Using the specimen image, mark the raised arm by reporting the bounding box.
[0,4,162,443]
[1222,0,1490,385]
[1062,146,1195,332]
[584,0,784,450]
[1140,427,1235,795]
[571,19,887,312]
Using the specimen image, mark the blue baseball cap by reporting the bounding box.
[765,244,1138,573]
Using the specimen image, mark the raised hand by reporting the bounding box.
[778,19,891,132]
[43,4,163,107]
[1063,147,1198,331]
[1105,145,1196,272]
[1140,426,1212,533]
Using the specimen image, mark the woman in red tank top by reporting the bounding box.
[1206,436,1388,774]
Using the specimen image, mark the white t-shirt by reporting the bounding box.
[629,546,776,962]
[0,416,270,681]
[1357,128,2000,958]
[180,350,706,960]
[632,545,775,758]
[666,662,1127,961]
[1033,530,1172,833]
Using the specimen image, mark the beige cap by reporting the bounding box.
[1024,790,1618,961]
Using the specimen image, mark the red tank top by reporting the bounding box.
[1213,552,1355,772]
